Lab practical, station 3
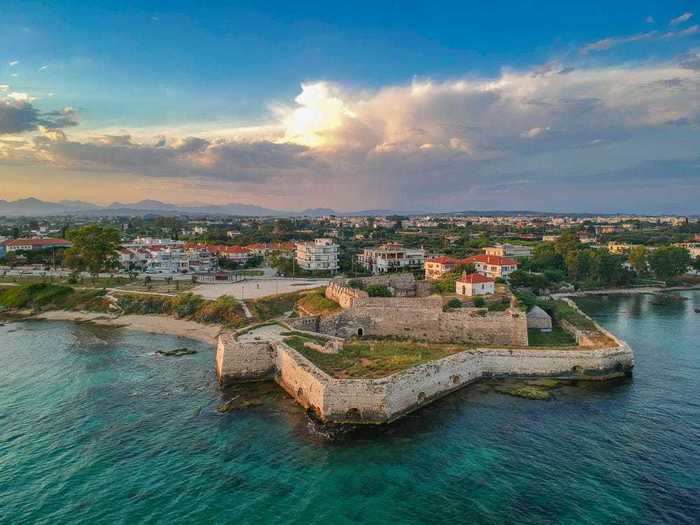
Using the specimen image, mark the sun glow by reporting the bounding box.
[282,82,354,148]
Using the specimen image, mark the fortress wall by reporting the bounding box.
[215,334,275,385]
[217,335,634,424]
[478,345,634,379]
[318,298,528,346]
[345,273,419,297]
[325,282,369,309]
[286,315,320,332]
[272,342,329,418]
[380,351,484,421]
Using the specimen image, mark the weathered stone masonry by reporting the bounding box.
[216,314,634,424]
[316,296,528,347]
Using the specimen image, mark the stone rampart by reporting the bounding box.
[317,295,528,346]
[325,282,369,308]
[216,336,634,424]
[344,273,419,297]
[215,333,275,386]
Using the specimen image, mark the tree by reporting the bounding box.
[692,256,700,272]
[628,246,648,275]
[648,246,692,281]
[64,225,121,281]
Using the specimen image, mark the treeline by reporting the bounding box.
[513,232,694,291]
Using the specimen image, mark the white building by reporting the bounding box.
[296,238,339,271]
[455,273,495,296]
[357,243,425,274]
[484,243,532,258]
[465,255,518,279]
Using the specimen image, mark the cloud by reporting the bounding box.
[0,94,79,135]
[670,12,693,26]
[3,58,700,210]
[581,25,698,54]
[8,60,19,67]
[645,16,655,24]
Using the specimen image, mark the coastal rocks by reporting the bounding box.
[156,347,197,357]
[494,379,561,400]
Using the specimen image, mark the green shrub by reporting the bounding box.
[473,296,486,308]
[172,293,205,318]
[367,284,392,297]
[446,298,462,309]
[348,279,365,290]
[193,296,244,326]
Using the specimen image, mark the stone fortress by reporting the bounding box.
[216,274,635,425]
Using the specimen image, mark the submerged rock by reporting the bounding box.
[156,347,197,357]
[496,385,552,400]
[217,396,264,413]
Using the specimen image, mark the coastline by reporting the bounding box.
[552,284,700,298]
[29,310,221,346]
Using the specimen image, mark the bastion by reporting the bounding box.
[215,297,634,425]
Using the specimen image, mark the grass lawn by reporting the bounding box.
[0,275,196,294]
[296,290,341,316]
[527,326,576,347]
[250,290,310,321]
[284,336,469,379]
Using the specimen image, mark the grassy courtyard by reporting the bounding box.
[527,326,576,347]
[284,336,469,379]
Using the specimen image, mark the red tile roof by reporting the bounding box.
[457,273,494,284]
[6,238,71,247]
[464,254,518,266]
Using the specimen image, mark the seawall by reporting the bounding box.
[216,337,634,424]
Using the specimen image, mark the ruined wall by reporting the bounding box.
[345,273,419,297]
[286,315,320,332]
[325,282,369,308]
[215,334,275,385]
[217,335,634,424]
[317,296,528,346]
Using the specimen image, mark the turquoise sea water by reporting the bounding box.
[1,292,699,524]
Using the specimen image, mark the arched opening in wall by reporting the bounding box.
[357,328,364,337]
[452,375,461,385]
[346,408,360,419]
[571,366,583,376]
[417,392,426,403]
[297,387,304,398]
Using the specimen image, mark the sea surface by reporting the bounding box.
[1,292,699,524]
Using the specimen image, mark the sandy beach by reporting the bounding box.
[33,311,222,346]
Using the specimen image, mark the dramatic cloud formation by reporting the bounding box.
[2,58,700,211]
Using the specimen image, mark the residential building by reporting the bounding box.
[677,242,700,259]
[296,238,339,271]
[464,255,518,279]
[484,243,532,258]
[357,243,425,274]
[424,256,469,280]
[4,238,72,252]
[455,273,495,297]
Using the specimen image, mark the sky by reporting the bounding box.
[1,0,699,213]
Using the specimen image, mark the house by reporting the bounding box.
[527,306,552,332]
[219,245,250,265]
[4,238,72,252]
[424,256,469,280]
[296,238,339,271]
[463,255,518,279]
[484,243,532,258]
[455,273,495,297]
[357,243,425,274]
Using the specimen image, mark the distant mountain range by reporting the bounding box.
[0,197,691,218]
[0,198,403,218]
